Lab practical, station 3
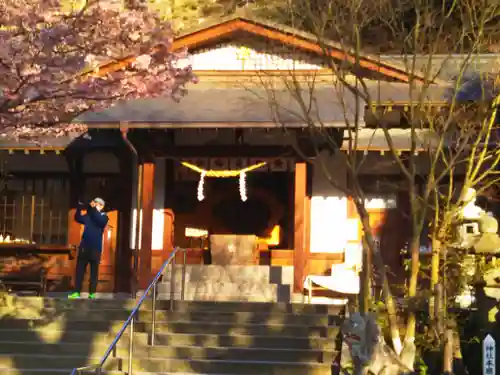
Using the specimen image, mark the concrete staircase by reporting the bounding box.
[158,265,294,302]
[0,296,344,375]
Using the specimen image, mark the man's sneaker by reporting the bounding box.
[89,293,96,299]
[68,292,80,299]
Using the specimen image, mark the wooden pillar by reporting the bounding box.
[138,161,155,289]
[293,162,310,293]
[163,159,175,262]
[114,151,133,293]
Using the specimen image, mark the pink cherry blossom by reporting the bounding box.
[0,0,195,141]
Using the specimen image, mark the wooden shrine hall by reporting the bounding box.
[0,15,447,298]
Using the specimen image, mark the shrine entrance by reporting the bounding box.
[171,158,295,266]
[117,124,321,295]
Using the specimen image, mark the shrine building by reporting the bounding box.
[0,15,451,300]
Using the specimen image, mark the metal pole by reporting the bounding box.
[151,283,157,346]
[181,248,187,301]
[169,253,176,311]
[128,317,134,375]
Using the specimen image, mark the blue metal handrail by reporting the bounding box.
[70,246,187,375]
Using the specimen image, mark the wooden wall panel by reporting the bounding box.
[306,253,344,276]
[267,249,343,275]
[68,209,81,247]
[70,210,118,293]
[0,244,76,291]
[138,162,155,289]
[151,252,164,278]
[270,249,294,266]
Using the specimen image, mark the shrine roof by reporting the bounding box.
[380,54,500,83]
[90,13,433,84]
[171,13,426,83]
[74,82,448,126]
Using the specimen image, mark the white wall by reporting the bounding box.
[310,152,350,254]
[152,158,166,251]
[309,151,397,256]
[178,43,323,71]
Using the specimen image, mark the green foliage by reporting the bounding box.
[415,356,428,375]
[144,0,295,32]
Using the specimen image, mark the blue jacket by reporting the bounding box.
[75,205,109,252]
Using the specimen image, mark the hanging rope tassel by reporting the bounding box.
[181,161,266,201]
[197,170,206,201]
[239,171,247,202]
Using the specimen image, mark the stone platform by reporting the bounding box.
[158,265,294,303]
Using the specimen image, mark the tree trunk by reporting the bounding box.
[443,328,454,374]
[402,238,421,369]
[360,236,372,315]
[356,201,403,354]
[429,238,441,317]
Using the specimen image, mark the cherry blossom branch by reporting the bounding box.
[0,0,196,141]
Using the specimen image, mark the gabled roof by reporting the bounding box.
[171,14,425,83]
[91,14,427,83]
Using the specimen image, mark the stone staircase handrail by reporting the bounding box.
[69,246,188,375]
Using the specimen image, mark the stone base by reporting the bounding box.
[158,265,293,302]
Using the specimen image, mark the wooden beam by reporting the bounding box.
[158,145,299,158]
[235,21,414,83]
[138,162,155,289]
[84,122,346,129]
[293,162,310,293]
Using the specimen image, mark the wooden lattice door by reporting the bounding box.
[73,210,117,293]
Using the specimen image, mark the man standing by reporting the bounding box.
[68,198,109,299]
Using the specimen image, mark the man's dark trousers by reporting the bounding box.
[74,247,100,294]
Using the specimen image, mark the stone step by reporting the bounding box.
[157,265,294,302]
[0,355,333,375]
[0,342,337,363]
[160,265,294,286]
[0,330,336,350]
[159,301,343,315]
[3,297,343,315]
[0,354,117,371]
[2,309,343,326]
[156,288,292,303]
[0,320,339,338]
